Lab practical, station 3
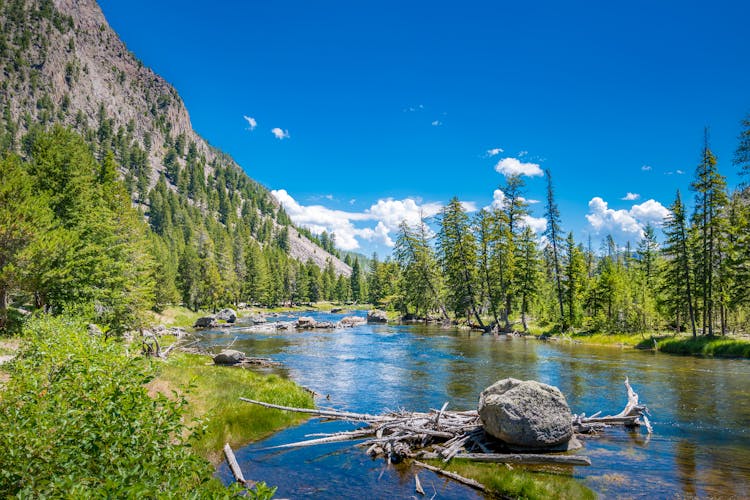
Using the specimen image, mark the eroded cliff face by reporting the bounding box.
[0,0,350,275]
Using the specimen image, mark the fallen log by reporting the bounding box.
[419,452,592,466]
[239,397,392,422]
[223,443,253,487]
[413,460,487,493]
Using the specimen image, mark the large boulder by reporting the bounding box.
[367,309,388,323]
[339,316,366,327]
[213,349,245,365]
[194,316,218,328]
[216,308,237,323]
[247,314,267,324]
[478,378,573,449]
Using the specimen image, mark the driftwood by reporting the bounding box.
[573,378,652,434]
[239,377,651,492]
[224,443,253,487]
[413,460,487,492]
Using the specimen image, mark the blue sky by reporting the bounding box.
[98,0,750,255]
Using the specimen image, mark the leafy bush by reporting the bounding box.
[0,314,252,497]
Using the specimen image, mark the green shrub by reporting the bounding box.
[0,314,254,498]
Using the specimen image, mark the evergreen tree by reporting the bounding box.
[544,169,565,328]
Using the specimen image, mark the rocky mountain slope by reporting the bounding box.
[0,0,350,276]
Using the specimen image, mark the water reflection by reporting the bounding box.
[200,312,750,498]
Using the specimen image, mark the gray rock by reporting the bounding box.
[297,316,317,329]
[216,308,237,323]
[478,378,573,449]
[331,308,344,313]
[339,316,366,327]
[314,321,335,329]
[152,324,167,335]
[367,309,388,323]
[247,314,267,324]
[194,316,218,328]
[213,349,245,365]
[276,321,294,330]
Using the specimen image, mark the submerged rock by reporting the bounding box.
[194,316,218,328]
[213,349,245,365]
[216,308,237,323]
[367,309,388,323]
[478,378,573,449]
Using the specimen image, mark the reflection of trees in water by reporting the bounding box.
[676,439,697,497]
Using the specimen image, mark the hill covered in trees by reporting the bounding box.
[0,0,354,332]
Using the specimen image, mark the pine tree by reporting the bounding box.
[660,191,697,337]
[734,113,750,186]
[437,198,483,326]
[544,169,565,328]
[691,132,728,335]
[515,226,540,332]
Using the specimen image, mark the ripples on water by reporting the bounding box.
[200,311,750,498]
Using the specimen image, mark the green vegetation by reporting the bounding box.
[151,352,313,464]
[0,315,245,497]
[424,459,595,500]
[657,335,750,358]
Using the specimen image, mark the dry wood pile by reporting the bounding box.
[238,378,651,471]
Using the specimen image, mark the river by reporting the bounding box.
[197,310,750,498]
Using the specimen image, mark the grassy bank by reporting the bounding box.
[539,329,750,359]
[657,335,750,357]
[151,352,314,464]
[424,459,595,499]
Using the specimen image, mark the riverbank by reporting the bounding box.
[540,330,750,358]
[150,351,314,465]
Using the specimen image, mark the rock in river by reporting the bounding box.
[216,308,237,323]
[213,349,246,365]
[194,316,218,328]
[478,378,574,449]
[367,309,388,323]
[339,316,366,327]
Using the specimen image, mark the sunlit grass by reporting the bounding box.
[423,459,595,500]
[657,335,750,358]
[151,353,314,464]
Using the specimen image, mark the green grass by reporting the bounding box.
[151,352,314,464]
[424,459,595,500]
[657,335,750,358]
[568,332,653,347]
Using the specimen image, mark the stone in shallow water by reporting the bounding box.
[213,349,245,365]
[478,378,574,449]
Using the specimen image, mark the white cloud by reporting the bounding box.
[460,201,478,213]
[517,150,528,157]
[629,199,671,226]
[621,192,640,201]
[522,215,547,233]
[641,165,652,171]
[271,127,290,140]
[271,190,444,251]
[431,120,442,126]
[676,169,684,175]
[495,157,544,177]
[487,148,504,157]
[490,189,506,209]
[243,115,257,131]
[586,196,670,240]
[526,199,540,204]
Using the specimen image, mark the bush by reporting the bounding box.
[0,314,247,498]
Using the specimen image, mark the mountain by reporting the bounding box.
[0,0,350,276]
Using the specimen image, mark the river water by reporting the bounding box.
[198,310,750,498]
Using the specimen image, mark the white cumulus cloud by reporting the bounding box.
[487,148,504,157]
[586,197,670,241]
[271,190,445,251]
[641,165,652,171]
[243,115,257,130]
[621,192,640,201]
[495,157,544,177]
[271,127,290,140]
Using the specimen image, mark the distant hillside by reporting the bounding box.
[0,0,350,276]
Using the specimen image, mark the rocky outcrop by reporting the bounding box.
[246,314,267,324]
[194,316,218,329]
[213,349,245,365]
[478,378,573,449]
[296,317,336,329]
[367,310,388,323]
[216,308,237,323]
